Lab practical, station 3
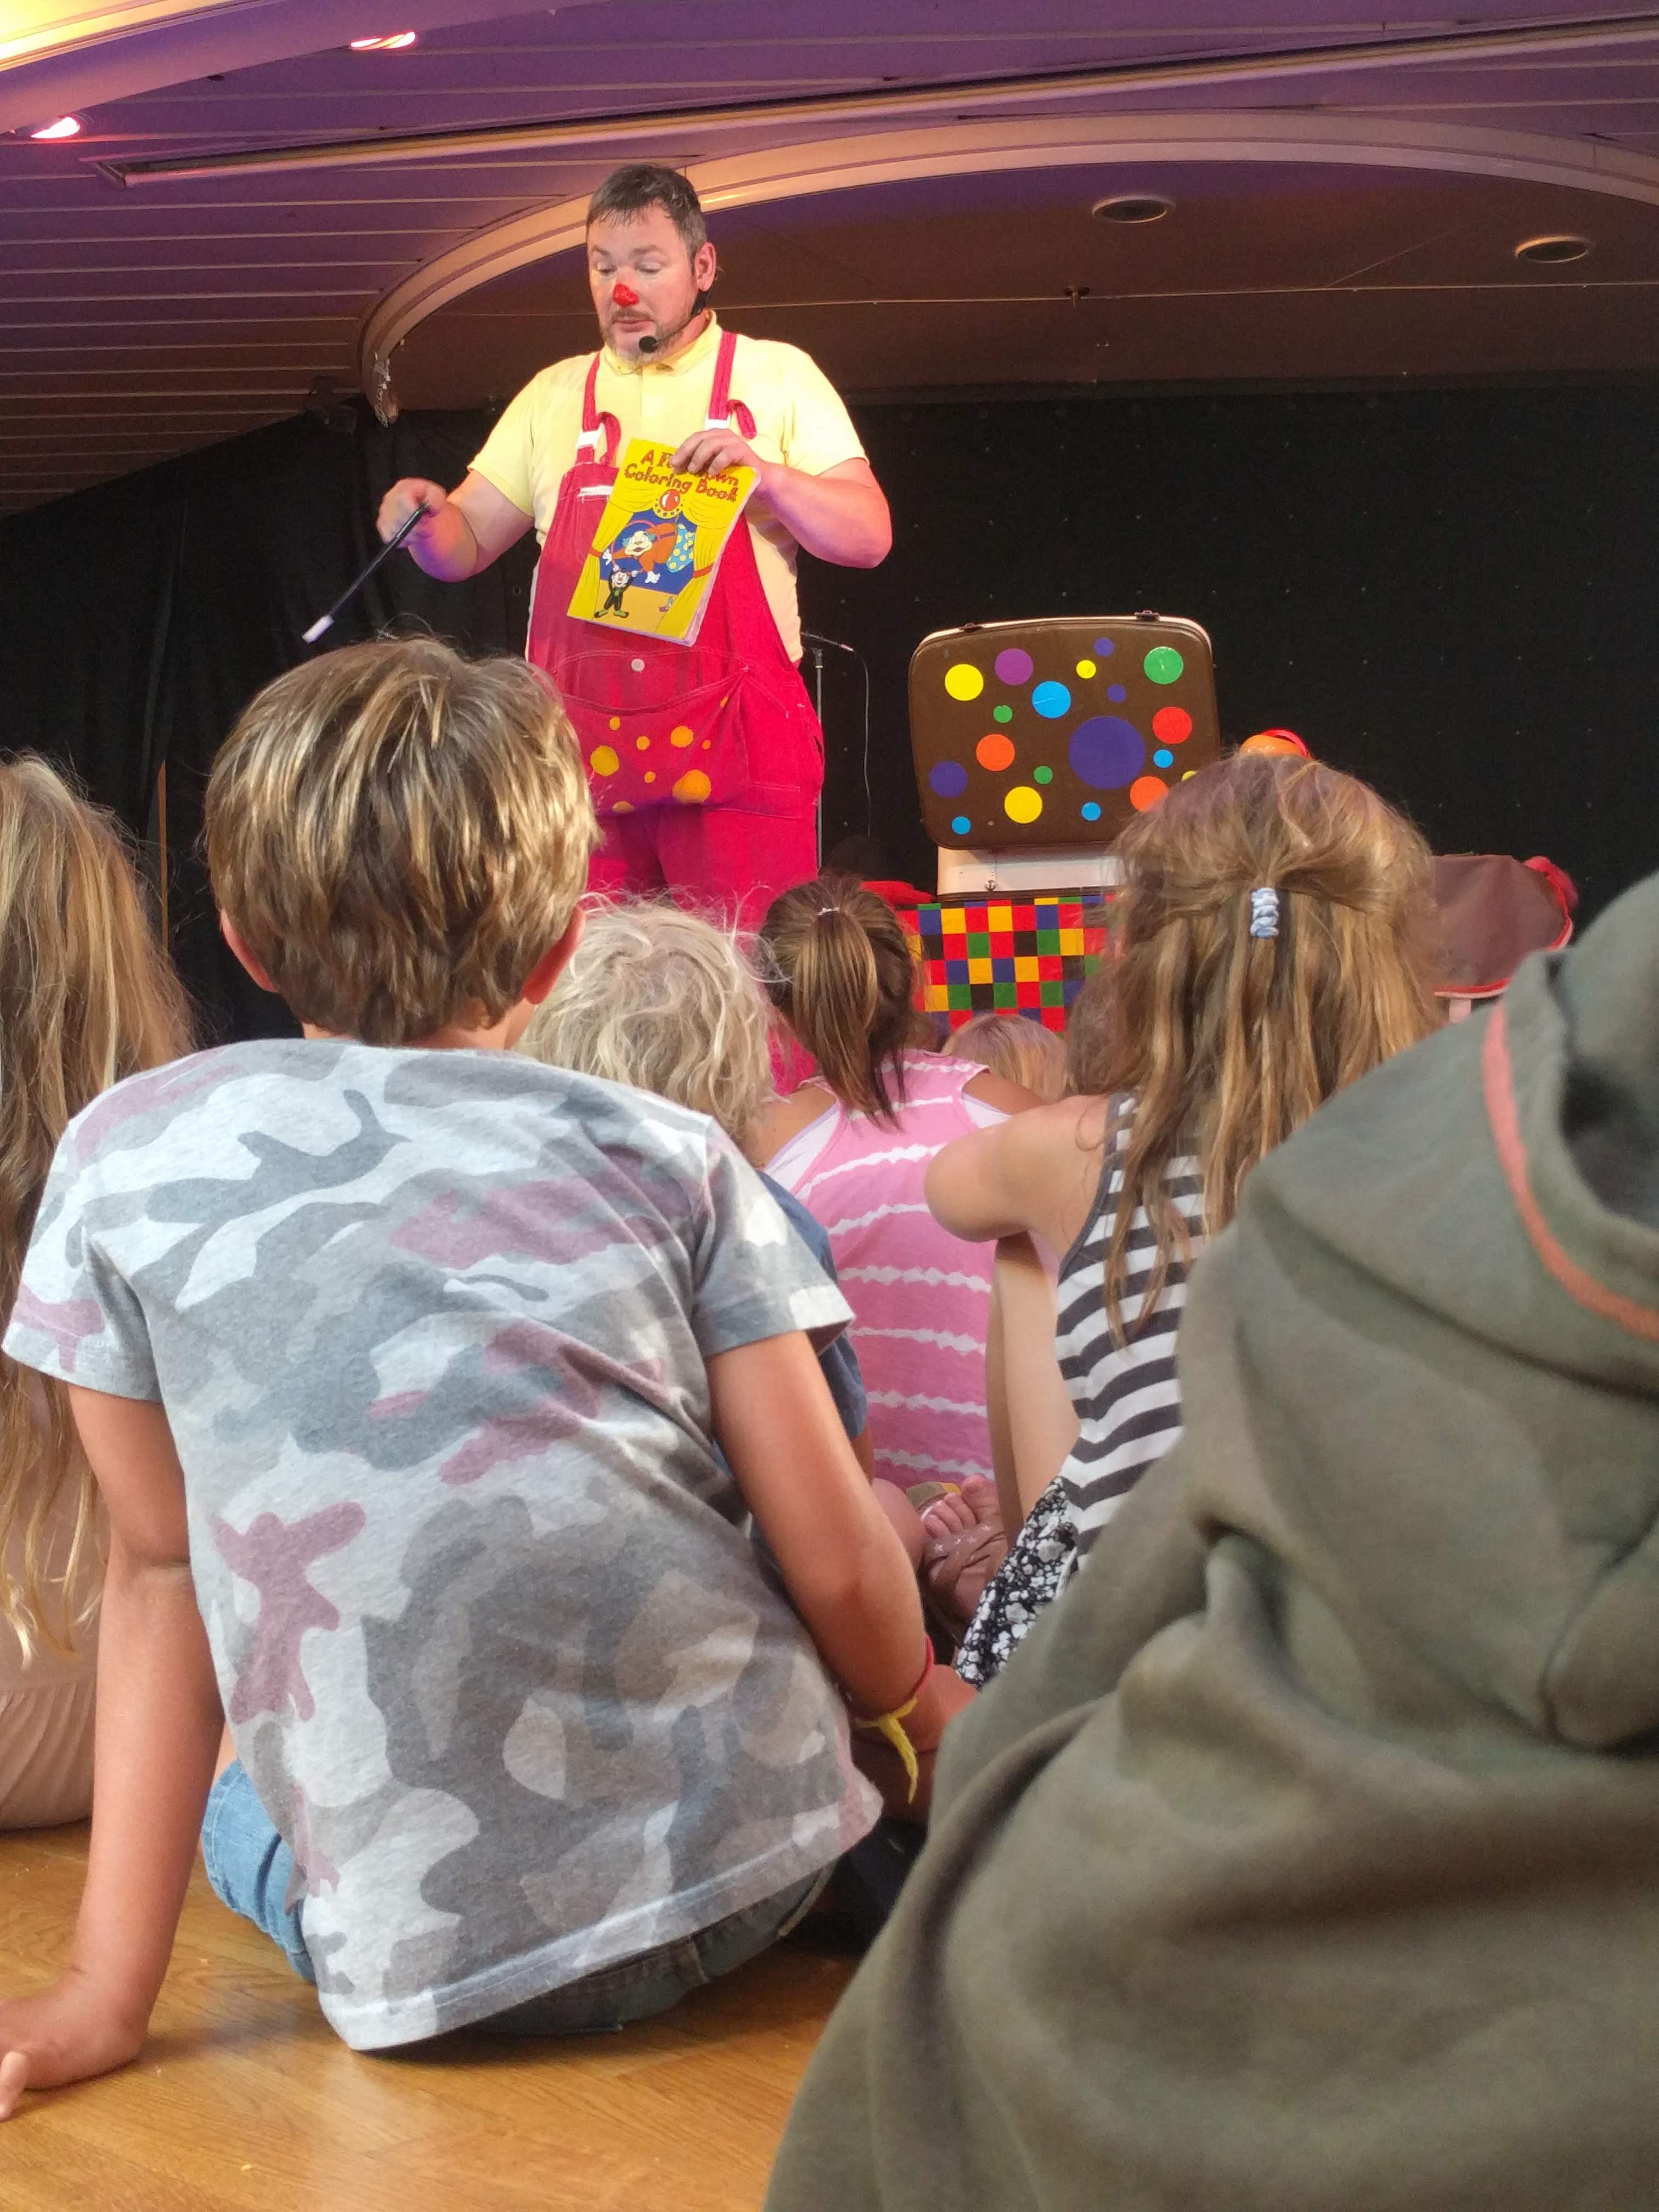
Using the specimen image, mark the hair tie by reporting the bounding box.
[816,905,838,918]
[1249,887,1280,940]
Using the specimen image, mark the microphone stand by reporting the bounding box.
[799,630,872,851]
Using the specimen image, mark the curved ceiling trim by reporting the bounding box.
[0,0,224,72]
[359,109,1659,397]
[0,0,524,135]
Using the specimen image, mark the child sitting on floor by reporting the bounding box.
[518,897,963,1590]
[751,877,1042,1627]
[516,898,872,1468]
[769,846,1659,2212]
[0,640,968,2115]
[928,754,1440,1684]
[0,758,191,1830]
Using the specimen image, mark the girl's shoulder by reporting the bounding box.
[747,1080,838,1171]
[900,1051,1042,1120]
[1032,1091,1128,1150]
[990,1093,1125,1250]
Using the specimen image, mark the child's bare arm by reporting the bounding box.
[926,1094,1105,1252]
[0,1390,222,2120]
[711,1333,975,1817]
[709,1333,928,1719]
[988,1235,1080,1532]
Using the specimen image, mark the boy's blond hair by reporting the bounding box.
[943,1011,1069,1102]
[205,639,596,1045]
[520,899,775,1141]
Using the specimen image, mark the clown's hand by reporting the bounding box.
[670,426,765,480]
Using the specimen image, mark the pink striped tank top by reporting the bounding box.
[768,1052,999,1485]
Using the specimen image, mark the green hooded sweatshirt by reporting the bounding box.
[768,871,1659,2212]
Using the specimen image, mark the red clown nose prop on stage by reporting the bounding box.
[612,282,641,307]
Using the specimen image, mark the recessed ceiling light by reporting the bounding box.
[1092,194,1172,225]
[349,31,418,48]
[1515,233,1592,265]
[30,116,82,139]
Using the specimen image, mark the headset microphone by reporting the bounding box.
[631,287,712,360]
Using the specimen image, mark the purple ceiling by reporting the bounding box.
[3,0,1658,511]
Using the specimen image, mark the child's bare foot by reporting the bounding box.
[918,1474,1000,1548]
[919,1477,1007,1630]
[917,1487,977,1544]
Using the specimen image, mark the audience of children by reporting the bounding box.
[768,864,1659,2212]
[518,896,992,1606]
[3,628,1638,2212]
[750,876,1038,1625]
[0,758,191,1831]
[930,753,1440,1685]
[0,639,968,2114]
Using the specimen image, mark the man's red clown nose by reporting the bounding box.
[612,282,641,307]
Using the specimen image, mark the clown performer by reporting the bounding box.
[377,163,891,924]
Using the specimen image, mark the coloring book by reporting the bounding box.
[568,439,757,645]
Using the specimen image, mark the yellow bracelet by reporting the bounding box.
[850,1649,934,1804]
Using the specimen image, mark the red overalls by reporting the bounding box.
[526,329,825,931]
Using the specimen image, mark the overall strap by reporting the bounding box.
[704,329,757,439]
[575,353,621,465]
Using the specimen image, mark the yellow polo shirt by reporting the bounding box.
[470,314,865,664]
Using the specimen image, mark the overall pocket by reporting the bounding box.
[552,647,751,815]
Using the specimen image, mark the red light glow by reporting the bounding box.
[349,31,417,48]
[30,115,83,139]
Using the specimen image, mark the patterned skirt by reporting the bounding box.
[953,1479,1079,1688]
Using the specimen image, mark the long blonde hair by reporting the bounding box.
[1068,754,1437,1336]
[519,900,775,1139]
[759,876,928,1125]
[0,758,192,1657]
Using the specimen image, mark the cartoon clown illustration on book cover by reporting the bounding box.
[595,511,695,618]
[571,438,758,646]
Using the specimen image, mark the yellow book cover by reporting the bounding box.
[568,438,758,646]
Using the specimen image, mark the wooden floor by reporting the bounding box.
[2,1823,857,2211]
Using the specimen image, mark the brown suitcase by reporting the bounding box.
[909,614,1221,850]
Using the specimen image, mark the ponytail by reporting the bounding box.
[759,875,922,1124]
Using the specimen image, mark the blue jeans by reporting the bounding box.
[200,1759,828,2037]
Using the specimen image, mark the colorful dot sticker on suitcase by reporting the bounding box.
[909,617,1221,851]
[899,894,1114,1035]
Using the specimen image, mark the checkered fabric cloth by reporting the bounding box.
[899,894,1111,1034]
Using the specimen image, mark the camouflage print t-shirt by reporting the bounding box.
[4,1040,881,2051]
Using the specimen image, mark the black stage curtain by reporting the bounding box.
[804,383,1659,923]
[2,382,1655,1040]
[0,403,534,1041]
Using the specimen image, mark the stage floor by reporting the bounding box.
[2,1821,854,2210]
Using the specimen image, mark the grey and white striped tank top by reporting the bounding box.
[1054,1101,1204,1557]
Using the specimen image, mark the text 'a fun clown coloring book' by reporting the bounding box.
[571,438,758,646]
